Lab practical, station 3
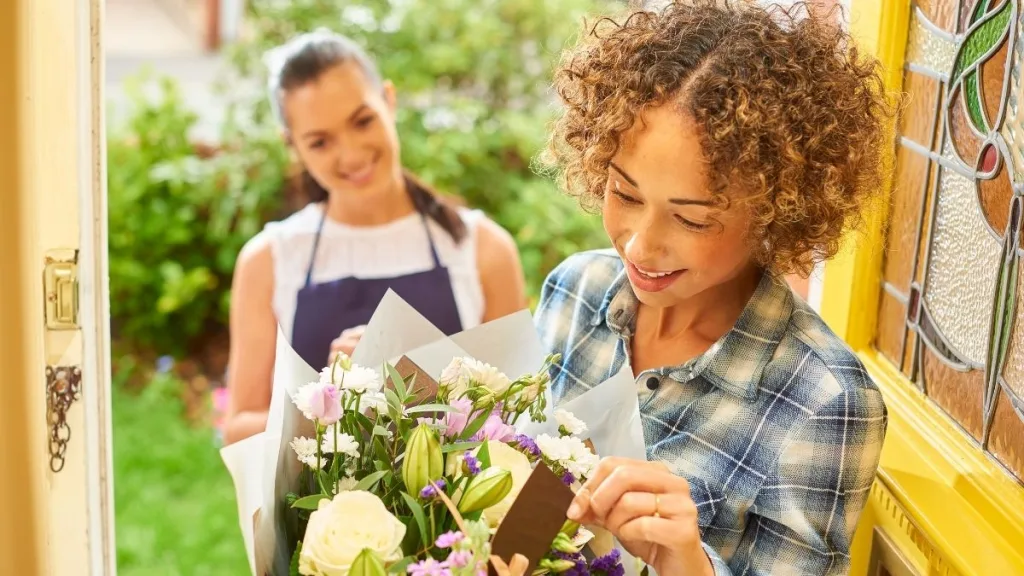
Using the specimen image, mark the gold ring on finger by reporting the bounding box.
[653,494,662,519]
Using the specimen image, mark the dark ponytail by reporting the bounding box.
[300,168,467,243]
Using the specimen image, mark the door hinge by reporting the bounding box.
[43,249,79,331]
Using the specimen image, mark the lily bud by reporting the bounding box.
[457,467,513,514]
[559,519,580,537]
[539,558,578,573]
[402,424,443,496]
[550,533,579,554]
[349,548,387,576]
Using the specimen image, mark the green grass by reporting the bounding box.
[113,373,249,575]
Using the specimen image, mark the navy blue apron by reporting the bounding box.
[291,205,464,369]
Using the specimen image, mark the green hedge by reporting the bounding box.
[107,0,612,358]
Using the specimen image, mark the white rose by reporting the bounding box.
[299,491,406,576]
[479,441,533,528]
[554,410,587,436]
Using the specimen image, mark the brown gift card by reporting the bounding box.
[489,462,576,575]
[390,356,440,406]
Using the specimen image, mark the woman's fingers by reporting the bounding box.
[568,457,677,522]
[586,464,691,523]
[617,515,702,552]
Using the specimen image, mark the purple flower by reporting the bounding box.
[435,530,464,548]
[419,479,446,500]
[462,451,482,475]
[514,434,541,458]
[442,398,475,438]
[561,471,576,486]
[445,549,473,568]
[473,410,516,442]
[554,551,589,576]
[407,558,452,576]
[591,549,624,576]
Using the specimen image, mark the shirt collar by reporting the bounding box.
[593,269,794,401]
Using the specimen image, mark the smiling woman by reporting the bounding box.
[222,30,528,446]
[535,1,894,575]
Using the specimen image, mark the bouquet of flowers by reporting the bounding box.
[222,291,648,576]
[286,351,624,576]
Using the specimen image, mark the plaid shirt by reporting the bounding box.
[534,250,887,576]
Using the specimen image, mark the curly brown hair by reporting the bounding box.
[542,0,894,275]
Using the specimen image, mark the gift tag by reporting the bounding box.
[391,355,439,405]
[490,462,575,575]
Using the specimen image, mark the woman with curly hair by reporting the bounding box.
[535,2,893,574]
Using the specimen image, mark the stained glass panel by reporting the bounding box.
[880,0,1024,482]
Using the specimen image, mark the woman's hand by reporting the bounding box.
[566,457,714,576]
[329,325,366,363]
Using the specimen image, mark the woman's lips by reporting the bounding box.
[625,260,685,293]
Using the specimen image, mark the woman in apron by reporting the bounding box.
[222,30,527,445]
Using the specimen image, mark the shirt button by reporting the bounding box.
[646,376,660,391]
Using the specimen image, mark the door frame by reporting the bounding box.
[3,0,115,573]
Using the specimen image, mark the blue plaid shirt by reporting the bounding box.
[534,250,887,576]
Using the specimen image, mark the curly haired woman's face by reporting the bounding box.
[603,105,757,308]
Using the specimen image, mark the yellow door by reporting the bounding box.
[828,0,1024,574]
[0,0,115,574]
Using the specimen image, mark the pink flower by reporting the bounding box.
[308,384,342,425]
[435,531,464,548]
[474,410,516,442]
[445,550,473,568]
[441,398,474,438]
[407,558,452,576]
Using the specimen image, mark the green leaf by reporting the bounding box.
[372,425,391,437]
[291,494,329,510]
[442,441,482,454]
[385,363,408,400]
[385,388,404,421]
[388,557,416,574]
[290,541,302,576]
[458,409,491,442]
[405,403,461,415]
[355,470,390,492]
[477,438,492,469]
[399,492,431,550]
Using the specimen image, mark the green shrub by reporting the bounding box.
[108,0,613,358]
[107,73,290,356]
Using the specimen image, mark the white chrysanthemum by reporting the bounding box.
[336,476,359,492]
[321,428,360,458]
[290,436,323,468]
[555,409,587,436]
[439,356,512,400]
[354,390,388,413]
[536,434,599,480]
[319,362,383,392]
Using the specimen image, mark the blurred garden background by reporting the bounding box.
[106,0,613,573]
